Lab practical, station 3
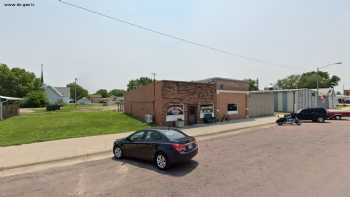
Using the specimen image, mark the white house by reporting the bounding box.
[43,85,70,104]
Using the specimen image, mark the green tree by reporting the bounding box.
[21,90,47,108]
[127,77,153,91]
[277,75,301,89]
[109,89,125,97]
[0,64,41,97]
[277,71,340,89]
[95,89,110,98]
[245,79,259,91]
[66,83,89,100]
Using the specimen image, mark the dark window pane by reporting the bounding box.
[227,104,238,111]
[129,131,145,142]
[145,131,164,141]
[158,129,186,141]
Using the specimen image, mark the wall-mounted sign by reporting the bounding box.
[200,104,214,118]
[166,104,184,122]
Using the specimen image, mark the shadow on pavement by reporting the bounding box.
[111,157,198,177]
[300,121,331,124]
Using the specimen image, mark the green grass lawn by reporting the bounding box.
[0,105,149,146]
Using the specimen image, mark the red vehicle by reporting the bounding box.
[327,109,350,120]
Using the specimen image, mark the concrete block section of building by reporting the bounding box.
[247,91,274,117]
[124,80,216,126]
[216,90,247,121]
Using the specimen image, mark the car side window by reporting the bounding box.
[129,131,145,142]
[145,131,164,142]
[301,109,308,114]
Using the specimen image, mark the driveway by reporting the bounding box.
[1,120,350,197]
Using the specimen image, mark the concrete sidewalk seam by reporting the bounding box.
[0,122,275,173]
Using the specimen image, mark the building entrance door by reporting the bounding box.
[187,105,197,125]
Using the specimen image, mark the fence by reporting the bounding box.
[0,102,20,120]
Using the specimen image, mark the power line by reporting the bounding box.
[58,0,293,70]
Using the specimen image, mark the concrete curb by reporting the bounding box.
[0,122,275,173]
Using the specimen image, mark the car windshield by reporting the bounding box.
[158,129,187,141]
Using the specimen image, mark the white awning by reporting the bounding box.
[0,96,23,101]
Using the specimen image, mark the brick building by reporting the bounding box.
[196,77,249,91]
[124,80,216,126]
[124,77,249,126]
[216,90,247,121]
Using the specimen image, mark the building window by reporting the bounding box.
[227,104,238,114]
[219,84,224,90]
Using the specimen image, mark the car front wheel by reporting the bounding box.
[113,146,123,160]
[155,152,168,170]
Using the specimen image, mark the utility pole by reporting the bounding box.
[152,73,156,122]
[74,78,78,105]
[41,64,44,85]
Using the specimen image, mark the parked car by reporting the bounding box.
[113,128,198,170]
[296,108,327,123]
[327,109,350,120]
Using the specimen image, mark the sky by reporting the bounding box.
[1,0,349,93]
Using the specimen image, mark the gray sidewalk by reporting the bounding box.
[0,116,276,172]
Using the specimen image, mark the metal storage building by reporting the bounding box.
[273,89,317,113]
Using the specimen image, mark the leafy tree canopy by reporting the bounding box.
[277,71,340,89]
[66,83,89,100]
[109,89,125,97]
[127,77,153,91]
[245,79,259,91]
[21,90,47,108]
[0,64,41,97]
[95,89,110,98]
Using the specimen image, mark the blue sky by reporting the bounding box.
[1,0,349,92]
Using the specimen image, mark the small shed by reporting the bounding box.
[0,96,23,120]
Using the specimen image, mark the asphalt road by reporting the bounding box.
[1,120,350,197]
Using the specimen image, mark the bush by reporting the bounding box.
[21,90,47,108]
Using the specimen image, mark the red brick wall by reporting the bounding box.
[157,81,216,125]
[216,91,247,121]
[215,79,249,91]
[124,82,161,121]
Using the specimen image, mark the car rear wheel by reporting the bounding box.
[113,146,123,160]
[155,152,168,170]
[317,117,325,123]
[335,115,342,120]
